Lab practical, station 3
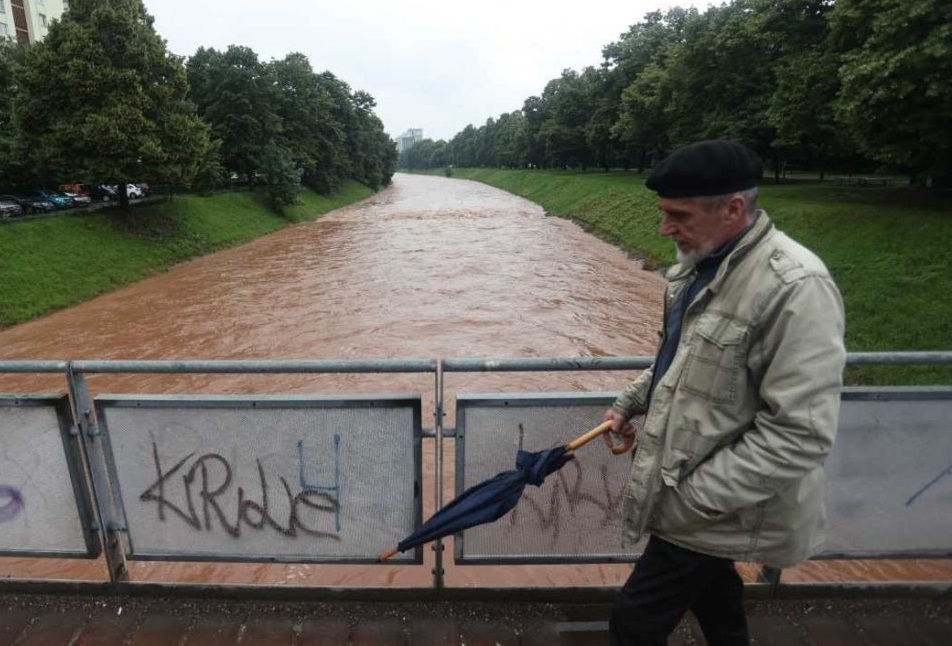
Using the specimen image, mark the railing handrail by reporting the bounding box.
[0,358,437,374]
[845,351,952,365]
[2,350,949,375]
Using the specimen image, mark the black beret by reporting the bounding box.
[646,140,763,198]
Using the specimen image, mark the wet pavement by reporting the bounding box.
[0,592,950,644]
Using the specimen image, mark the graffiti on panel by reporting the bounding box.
[298,435,341,532]
[906,460,952,506]
[0,481,25,523]
[139,434,342,541]
[510,458,622,542]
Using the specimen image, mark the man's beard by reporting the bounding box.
[675,243,713,269]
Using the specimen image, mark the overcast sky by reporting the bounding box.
[145,1,715,142]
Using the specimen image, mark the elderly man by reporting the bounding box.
[603,140,846,645]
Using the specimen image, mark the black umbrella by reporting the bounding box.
[379,420,630,561]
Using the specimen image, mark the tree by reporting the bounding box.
[269,53,347,194]
[829,0,952,183]
[538,69,594,169]
[604,8,693,168]
[191,138,228,196]
[474,117,499,167]
[347,89,395,189]
[521,96,548,168]
[186,45,282,185]
[399,138,448,170]
[747,0,850,179]
[767,49,844,179]
[0,41,25,186]
[662,2,777,157]
[494,111,527,168]
[448,124,479,167]
[578,66,620,171]
[13,0,209,207]
[613,62,671,172]
[188,48,393,197]
[374,127,398,186]
[311,71,360,192]
[602,9,692,92]
[257,142,301,212]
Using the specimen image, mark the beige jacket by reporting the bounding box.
[611,211,845,567]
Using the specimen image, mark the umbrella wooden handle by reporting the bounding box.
[378,547,400,562]
[564,420,633,455]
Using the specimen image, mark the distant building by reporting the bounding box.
[396,129,423,154]
[0,0,68,44]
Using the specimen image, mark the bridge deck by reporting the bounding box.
[1,593,950,645]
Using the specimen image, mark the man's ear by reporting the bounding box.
[724,194,746,223]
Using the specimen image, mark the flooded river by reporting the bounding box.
[1,174,947,587]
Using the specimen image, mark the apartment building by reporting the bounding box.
[397,129,423,154]
[0,0,67,44]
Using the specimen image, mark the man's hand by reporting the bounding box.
[602,408,637,453]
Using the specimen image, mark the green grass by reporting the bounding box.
[0,182,374,327]
[447,168,952,385]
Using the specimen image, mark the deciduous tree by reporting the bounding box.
[0,41,24,184]
[662,2,776,156]
[829,0,952,183]
[14,0,209,206]
[539,69,594,169]
[750,1,847,178]
[186,45,282,185]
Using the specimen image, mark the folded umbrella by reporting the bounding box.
[378,419,631,561]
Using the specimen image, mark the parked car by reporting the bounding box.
[30,188,76,209]
[125,183,145,199]
[99,184,142,200]
[58,182,89,196]
[88,184,118,201]
[63,191,92,206]
[0,197,23,218]
[0,194,55,214]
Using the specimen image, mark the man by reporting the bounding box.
[603,140,846,645]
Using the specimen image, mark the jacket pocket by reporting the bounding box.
[680,313,748,404]
[651,484,714,534]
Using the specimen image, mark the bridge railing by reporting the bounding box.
[0,352,949,600]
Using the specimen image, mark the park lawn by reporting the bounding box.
[448,168,952,385]
[0,182,374,327]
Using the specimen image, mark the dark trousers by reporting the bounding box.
[609,535,749,646]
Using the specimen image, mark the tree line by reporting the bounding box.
[402,0,950,186]
[0,0,396,211]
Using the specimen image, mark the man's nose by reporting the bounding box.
[659,214,676,236]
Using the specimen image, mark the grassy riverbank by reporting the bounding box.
[0,182,374,327]
[446,168,952,384]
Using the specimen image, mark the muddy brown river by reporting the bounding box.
[1,173,947,587]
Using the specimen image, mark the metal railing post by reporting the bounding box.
[65,363,129,584]
[758,565,782,596]
[432,360,445,591]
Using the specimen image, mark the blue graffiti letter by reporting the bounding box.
[297,435,341,532]
[0,483,24,523]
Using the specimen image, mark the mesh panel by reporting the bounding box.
[0,399,89,555]
[457,396,639,562]
[823,391,952,556]
[459,389,952,562]
[98,397,420,562]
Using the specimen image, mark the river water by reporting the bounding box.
[1,173,947,587]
